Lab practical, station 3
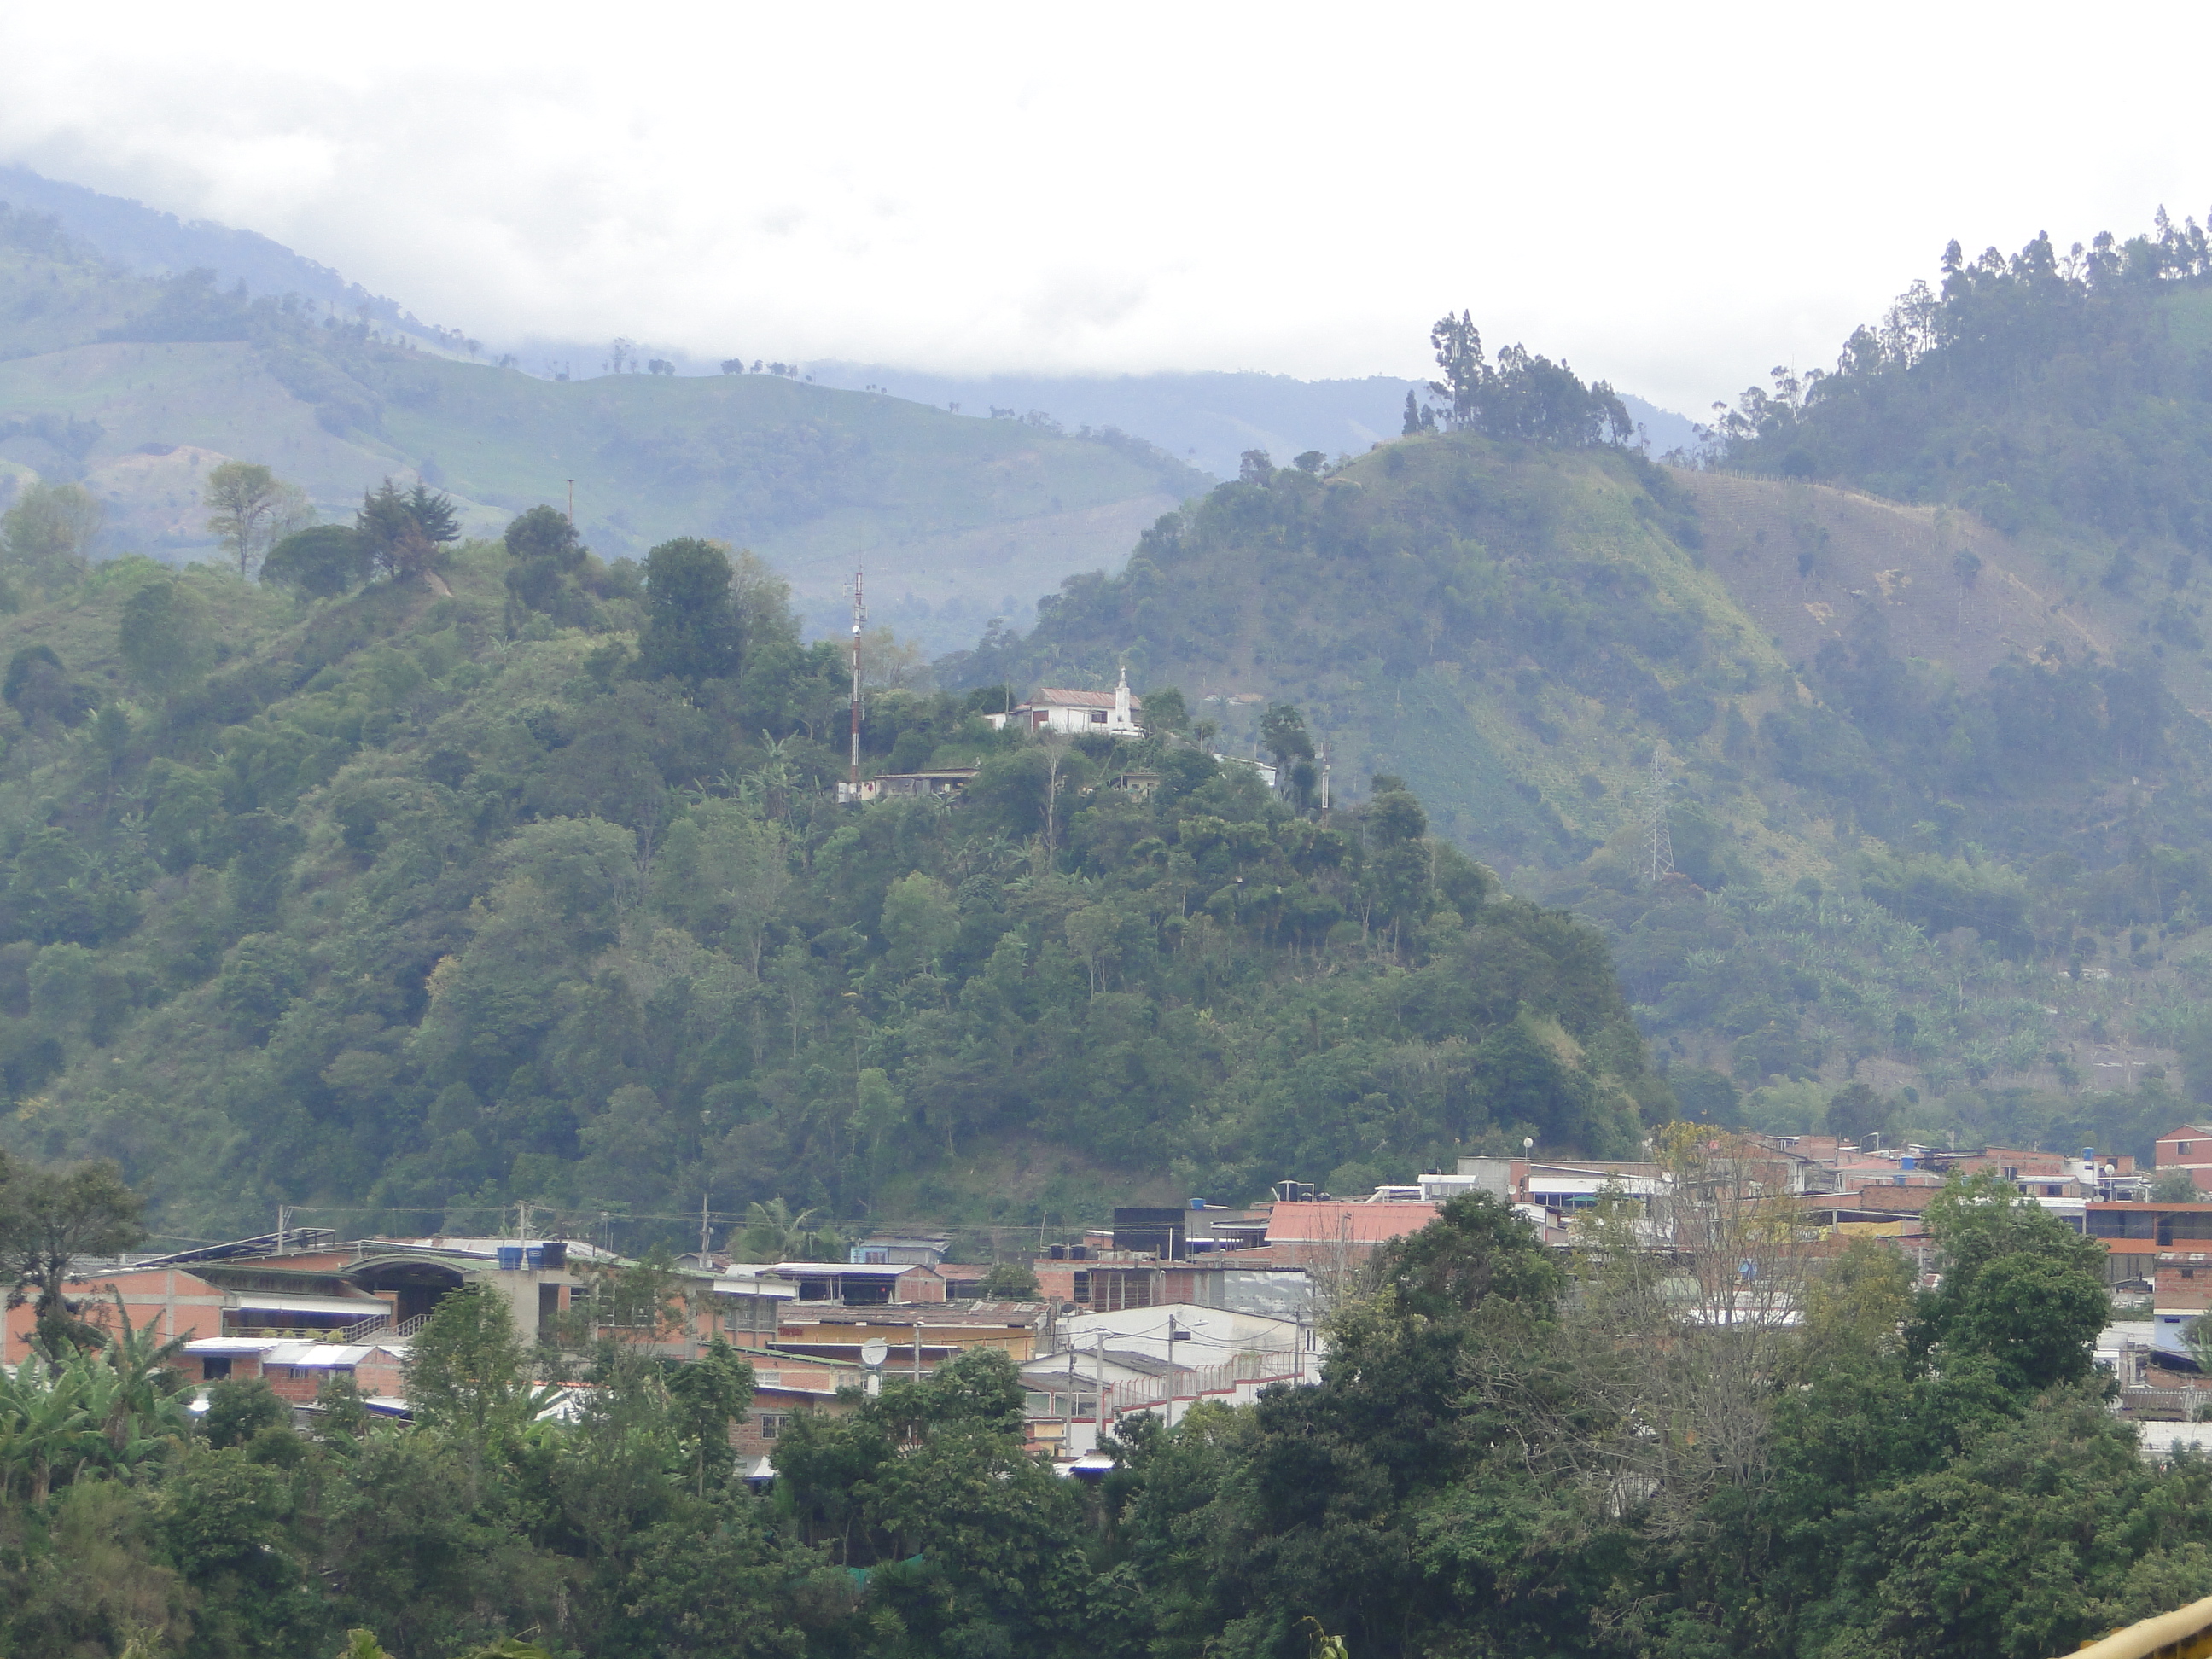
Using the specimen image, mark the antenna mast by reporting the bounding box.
[1643,748,1674,884]
[847,570,865,797]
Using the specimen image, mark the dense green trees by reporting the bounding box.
[0,504,1654,1241]
[1092,1179,2180,1659]
[1709,212,2212,557]
[0,1165,2190,1659]
[0,480,100,605]
[1424,309,1635,446]
[637,536,742,682]
[201,462,309,579]
[358,480,461,584]
[501,506,593,629]
[0,1154,146,1350]
[262,525,371,599]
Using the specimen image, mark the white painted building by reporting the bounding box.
[987,667,1144,736]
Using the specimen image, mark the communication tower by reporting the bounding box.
[1643,749,1674,884]
[846,571,865,796]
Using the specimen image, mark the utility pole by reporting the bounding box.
[1094,1332,1106,1442]
[699,1192,713,1260]
[1319,742,1330,812]
[1167,1313,1179,1427]
[1644,748,1674,885]
[566,479,574,527]
[847,570,865,800]
[276,1204,292,1256]
[912,1315,923,1384]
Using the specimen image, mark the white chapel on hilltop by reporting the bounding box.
[987,667,1145,736]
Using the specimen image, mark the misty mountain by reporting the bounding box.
[0,165,1700,486]
[807,364,1701,480]
[0,164,471,354]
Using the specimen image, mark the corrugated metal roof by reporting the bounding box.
[232,1293,389,1314]
[262,1342,375,1366]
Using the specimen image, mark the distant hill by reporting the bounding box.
[0,165,1699,518]
[946,426,2212,1156]
[807,362,1701,480]
[0,164,470,353]
[0,199,1205,651]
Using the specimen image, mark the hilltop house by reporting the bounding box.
[987,667,1143,736]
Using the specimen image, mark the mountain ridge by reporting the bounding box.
[0,203,1205,650]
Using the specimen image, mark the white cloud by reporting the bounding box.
[0,0,2207,412]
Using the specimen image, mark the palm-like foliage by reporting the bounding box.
[0,1295,194,1501]
[735,1197,828,1263]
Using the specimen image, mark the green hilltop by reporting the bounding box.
[958,311,2212,1154]
[0,515,1655,1242]
[0,202,1206,649]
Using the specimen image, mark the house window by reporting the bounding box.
[201,1357,231,1381]
[1091,709,1106,723]
[1072,1271,1091,1303]
[2184,1143,2197,1157]
[2002,1167,2018,1180]
[2185,1269,2197,1279]
[758,1413,788,1441]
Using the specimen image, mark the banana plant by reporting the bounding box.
[93,1289,195,1455]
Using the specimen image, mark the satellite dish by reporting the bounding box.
[860,1338,889,1368]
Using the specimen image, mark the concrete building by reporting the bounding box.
[765,1260,946,1305]
[1036,1305,1318,1452]
[771,1301,1051,1370]
[2157,1125,2212,1191]
[180,1336,410,1406]
[834,769,977,806]
[848,1233,952,1266]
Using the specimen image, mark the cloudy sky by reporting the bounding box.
[1,1,2206,415]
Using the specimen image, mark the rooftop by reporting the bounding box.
[1027,688,1141,709]
[1263,1202,1439,1244]
[779,1301,1052,1325]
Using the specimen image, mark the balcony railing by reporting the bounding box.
[220,1312,399,1345]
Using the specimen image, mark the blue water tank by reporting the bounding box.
[524,1245,546,1270]
[1190,1198,1207,1210]
[498,1245,524,1270]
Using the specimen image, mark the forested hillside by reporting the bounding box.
[954,332,2212,1156]
[0,492,1658,1242]
[1706,210,2212,719]
[0,202,1205,649]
